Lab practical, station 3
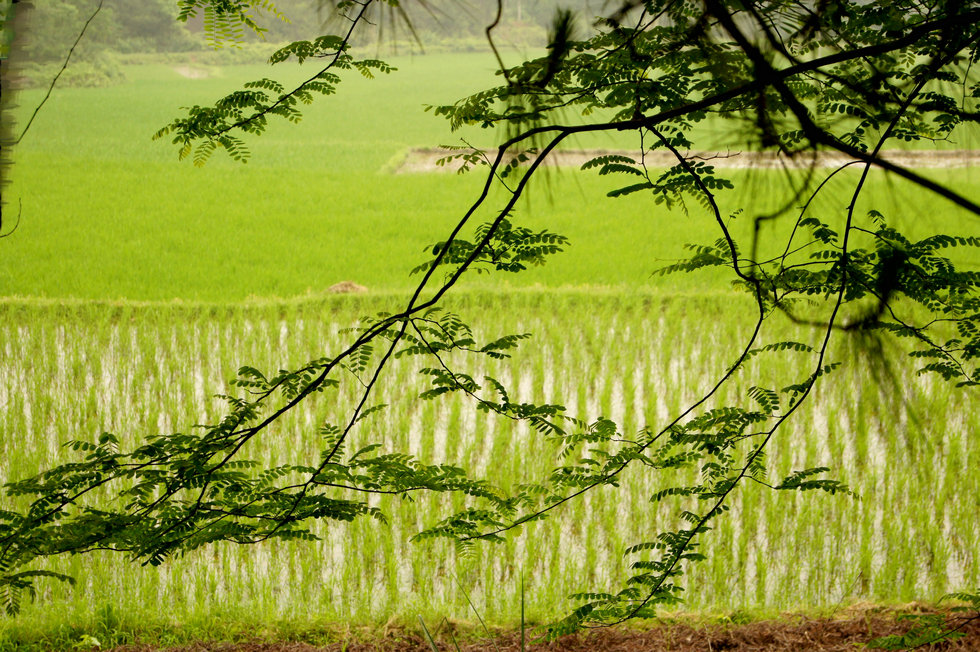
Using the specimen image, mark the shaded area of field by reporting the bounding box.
[108,609,980,652]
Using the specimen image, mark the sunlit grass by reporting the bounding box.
[4,57,978,300]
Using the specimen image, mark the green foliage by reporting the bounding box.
[16,1,109,63]
[866,590,980,649]
[411,219,569,277]
[15,56,126,89]
[3,0,980,645]
[153,30,396,165]
[17,0,198,62]
[177,0,288,47]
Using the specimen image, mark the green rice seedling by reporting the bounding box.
[1,291,977,627]
[418,615,444,652]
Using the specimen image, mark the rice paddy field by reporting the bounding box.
[1,51,979,646]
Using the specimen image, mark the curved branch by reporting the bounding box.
[13,0,105,146]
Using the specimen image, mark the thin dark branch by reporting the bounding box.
[593,0,950,623]
[485,0,511,85]
[15,0,105,145]
[202,0,373,143]
[0,197,22,238]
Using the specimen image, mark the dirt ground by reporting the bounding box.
[392,147,980,174]
[112,608,980,652]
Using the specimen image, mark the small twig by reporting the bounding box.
[0,197,22,238]
[486,0,512,85]
[15,0,105,145]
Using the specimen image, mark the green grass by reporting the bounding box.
[4,57,979,300]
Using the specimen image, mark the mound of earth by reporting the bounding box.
[328,281,368,294]
[173,66,210,79]
[392,147,980,173]
[109,608,980,651]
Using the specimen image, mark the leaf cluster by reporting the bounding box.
[158,2,394,165]
[177,0,288,47]
[411,218,569,277]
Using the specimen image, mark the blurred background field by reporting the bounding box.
[5,55,979,301]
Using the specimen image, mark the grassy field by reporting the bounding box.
[1,53,979,648]
[5,54,979,301]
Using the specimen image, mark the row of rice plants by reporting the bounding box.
[1,293,975,628]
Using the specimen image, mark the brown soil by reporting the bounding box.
[392,147,980,174]
[328,281,368,294]
[110,609,980,652]
[173,66,211,79]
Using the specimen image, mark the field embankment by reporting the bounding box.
[33,607,980,651]
[393,147,980,174]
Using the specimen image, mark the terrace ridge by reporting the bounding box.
[392,147,980,173]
